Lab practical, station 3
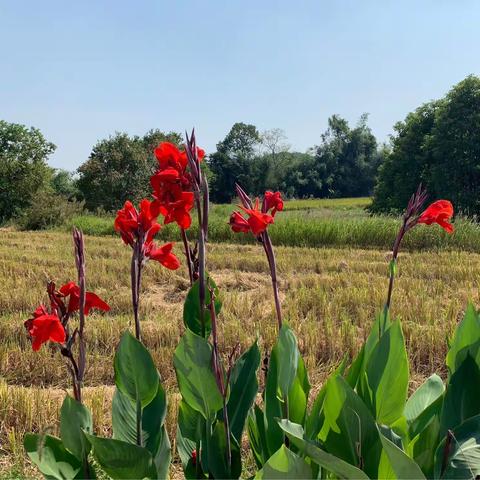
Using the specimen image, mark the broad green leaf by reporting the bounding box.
[263,347,285,457]
[319,375,382,479]
[60,395,92,460]
[255,444,312,479]
[183,275,221,337]
[174,329,223,421]
[248,404,269,469]
[363,321,408,425]
[345,345,365,389]
[446,303,480,375]
[226,341,260,442]
[278,420,370,479]
[306,359,347,440]
[378,429,426,479]
[405,374,444,424]
[153,425,171,480]
[24,433,82,480]
[434,414,480,479]
[276,324,300,400]
[114,331,159,408]
[439,354,480,438]
[112,382,167,454]
[407,401,441,479]
[207,421,242,479]
[176,400,200,469]
[288,354,310,425]
[85,433,157,480]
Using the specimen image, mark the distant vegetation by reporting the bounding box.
[2,75,480,228]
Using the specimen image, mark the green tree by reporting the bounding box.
[313,114,382,198]
[370,102,439,213]
[51,169,79,200]
[429,76,480,216]
[77,130,181,212]
[0,120,56,223]
[209,123,261,202]
[371,75,480,216]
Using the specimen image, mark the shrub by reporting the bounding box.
[18,191,83,231]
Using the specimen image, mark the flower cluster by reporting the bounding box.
[24,281,110,351]
[229,190,284,236]
[417,199,454,233]
[150,142,205,230]
[114,199,180,270]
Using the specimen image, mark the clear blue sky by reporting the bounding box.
[1,0,479,170]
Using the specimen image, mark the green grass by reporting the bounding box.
[61,197,480,253]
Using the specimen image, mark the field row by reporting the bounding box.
[1,230,480,476]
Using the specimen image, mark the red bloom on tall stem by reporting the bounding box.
[264,191,284,216]
[114,199,161,247]
[59,281,110,315]
[150,142,204,230]
[25,311,66,351]
[417,200,454,233]
[144,242,181,270]
[229,192,281,236]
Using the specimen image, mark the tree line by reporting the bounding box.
[2,74,480,227]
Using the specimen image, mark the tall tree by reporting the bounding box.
[209,122,261,202]
[371,75,480,215]
[313,114,382,198]
[77,130,181,211]
[0,120,56,222]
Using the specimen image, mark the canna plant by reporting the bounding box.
[21,128,480,480]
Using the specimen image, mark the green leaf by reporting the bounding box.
[114,331,159,408]
[288,354,310,425]
[362,321,409,425]
[306,359,346,440]
[183,275,221,337]
[176,400,200,469]
[174,329,223,421]
[405,374,444,424]
[112,382,167,456]
[255,444,312,479]
[207,421,242,479]
[24,433,82,480]
[226,341,260,442]
[345,344,365,389]
[85,433,157,480]
[319,375,382,479]
[378,429,426,479]
[276,324,300,400]
[439,354,480,438]
[153,426,171,480]
[248,404,270,469]
[434,414,480,479]
[446,303,480,375]
[278,420,370,479]
[60,395,92,460]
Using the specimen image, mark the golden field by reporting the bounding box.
[1,227,479,477]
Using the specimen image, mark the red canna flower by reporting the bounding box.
[114,199,161,247]
[230,198,274,236]
[264,191,284,216]
[191,449,197,466]
[417,200,454,233]
[229,211,251,233]
[144,242,181,270]
[59,281,110,315]
[150,142,204,230]
[25,311,66,351]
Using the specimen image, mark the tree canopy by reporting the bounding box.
[77,130,182,211]
[371,75,480,216]
[0,120,56,222]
